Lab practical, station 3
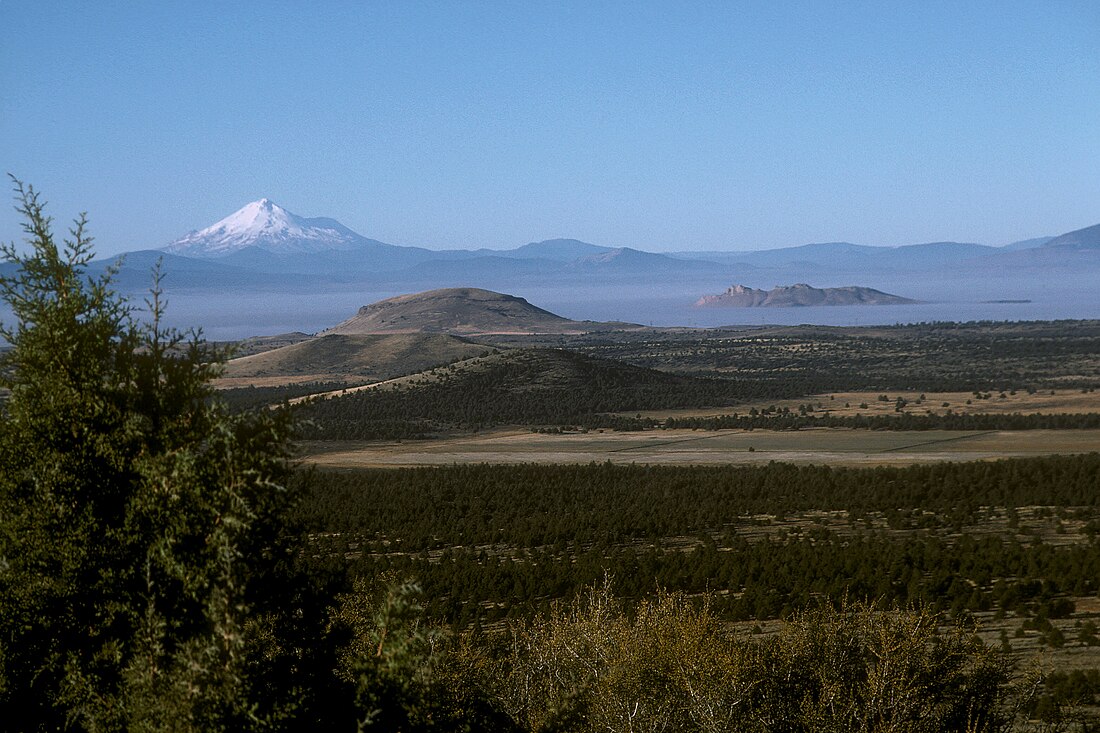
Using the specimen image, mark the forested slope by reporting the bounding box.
[294,348,776,437]
[299,456,1100,624]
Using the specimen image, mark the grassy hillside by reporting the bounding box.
[220,332,497,384]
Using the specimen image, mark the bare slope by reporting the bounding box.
[325,287,635,335]
[221,333,494,382]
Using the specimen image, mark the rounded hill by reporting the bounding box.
[325,287,596,335]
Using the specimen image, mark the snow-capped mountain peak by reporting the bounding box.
[163,199,367,257]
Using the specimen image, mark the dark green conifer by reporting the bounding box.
[0,180,297,731]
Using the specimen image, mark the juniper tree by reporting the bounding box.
[0,180,303,731]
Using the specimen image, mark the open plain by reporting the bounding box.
[302,426,1100,468]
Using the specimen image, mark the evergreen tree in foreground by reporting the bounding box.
[0,180,302,730]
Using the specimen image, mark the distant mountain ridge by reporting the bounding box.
[150,198,1096,281]
[675,240,1000,271]
[1043,222,1100,250]
[501,239,613,261]
[101,198,1100,337]
[696,283,918,308]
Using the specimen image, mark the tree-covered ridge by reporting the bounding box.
[277,321,1100,437]
[293,348,781,438]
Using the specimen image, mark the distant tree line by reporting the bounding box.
[218,380,351,411]
[664,411,1100,431]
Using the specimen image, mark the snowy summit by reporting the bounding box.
[162,199,368,257]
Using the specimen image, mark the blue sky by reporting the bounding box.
[2,1,1098,256]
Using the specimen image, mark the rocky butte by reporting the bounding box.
[695,283,919,307]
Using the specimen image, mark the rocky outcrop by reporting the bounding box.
[695,283,918,307]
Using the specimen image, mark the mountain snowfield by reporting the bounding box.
[162,199,368,257]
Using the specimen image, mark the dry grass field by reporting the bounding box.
[301,426,1100,468]
[638,388,1100,420]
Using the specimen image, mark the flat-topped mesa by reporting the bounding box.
[696,283,919,307]
[326,287,601,336]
